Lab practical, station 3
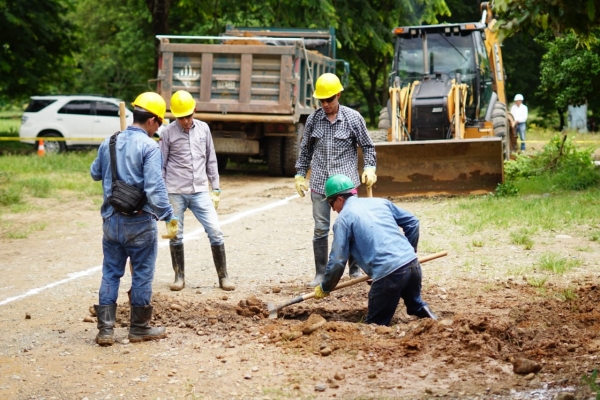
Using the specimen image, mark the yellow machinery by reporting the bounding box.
[369,2,516,197]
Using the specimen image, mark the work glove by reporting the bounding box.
[295,175,308,197]
[161,216,179,239]
[361,167,377,188]
[314,284,330,300]
[211,190,221,210]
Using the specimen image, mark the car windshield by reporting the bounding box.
[25,99,57,113]
[396,31,475,83]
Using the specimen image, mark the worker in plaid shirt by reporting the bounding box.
[295,73,377,288]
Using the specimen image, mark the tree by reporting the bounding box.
[495,0,600,41]
[0,0,75,103]
[539,32,600,116]
[70,0,156,101]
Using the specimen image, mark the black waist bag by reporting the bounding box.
[107,132,147,214]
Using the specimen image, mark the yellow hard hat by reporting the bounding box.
[313,73,344,99]
[132,92,166,120]
[170,90,196,118]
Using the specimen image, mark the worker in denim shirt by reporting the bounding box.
[313,174,437,326]
[90,92,177,346]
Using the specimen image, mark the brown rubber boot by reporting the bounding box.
[128,306,167,343]
[169,243,185,291]
[94,304,117,346]
[211,244,235,291]
[307,237,328,287]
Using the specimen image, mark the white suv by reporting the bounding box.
[19,95,134,154]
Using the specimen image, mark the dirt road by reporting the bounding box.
[1,171,599,399]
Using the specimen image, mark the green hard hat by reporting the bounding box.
[325,174,355,198]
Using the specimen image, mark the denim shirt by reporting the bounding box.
[321,196,419,292]
[90,126,174,221]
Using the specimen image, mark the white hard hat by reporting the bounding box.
[514,94,524,101]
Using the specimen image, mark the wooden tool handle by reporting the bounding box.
[307,250,448,299]
[367,186,373,198]
[119,102,126,131]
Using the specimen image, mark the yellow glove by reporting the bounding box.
[210,190,221,210]
[314,284,330,300]
[295,175,308,197]
[161,217,179,239]
[361,167,377,188]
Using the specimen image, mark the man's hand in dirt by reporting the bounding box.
[295,175,308,197]
[161,216,179,239]
[314,284,330,300]
[211,190,221,210]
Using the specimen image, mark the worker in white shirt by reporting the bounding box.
[510,94,528,152]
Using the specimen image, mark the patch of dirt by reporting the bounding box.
[1,173,599,399]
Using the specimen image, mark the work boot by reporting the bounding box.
[94,304,117,346]
[212,244,235,291]
[307,237,328,288]
[169,243,185,291]
[415,305,438,321]
[348,256,363,279]
[128,306,167,343]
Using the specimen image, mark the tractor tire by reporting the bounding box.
[282,122,304,177]
[491,102,510,161]
[267,136,284,176]
[378,107,391,130]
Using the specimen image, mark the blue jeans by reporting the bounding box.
[365,258,428,326]
[311,191,331,240]
[516,122,526,150]
[168,192,223,246]
[99,213,158,307]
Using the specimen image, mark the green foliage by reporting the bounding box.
[538,32,600,112]
[510,229,534,249]
[504,134,600,191]
[494,181,519,197]
[526,276,547,288]
[0,0,76,103]
[537,252,582,274]
[495,0,600,39]
[581,369,600,400]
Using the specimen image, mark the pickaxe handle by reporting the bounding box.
[269,251,448,317]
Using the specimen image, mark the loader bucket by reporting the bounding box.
[358,138,504,198]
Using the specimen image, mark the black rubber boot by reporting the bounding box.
[348,256,363,279]
[415,305,438,320]
[307,237,328,287]
[169,243,185,291]
[212,244,235,291]
[128,306,167,343]
[94,304,117,346]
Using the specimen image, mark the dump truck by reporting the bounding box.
[156,26,347,176]
[372,2,517,197]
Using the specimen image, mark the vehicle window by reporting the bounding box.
[58,100,93,115]
[397,37,425,84]
[25,99,57,112]
[96,101,120,117]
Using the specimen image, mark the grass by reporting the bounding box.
[0,113,33,155]
[526,276,548,288]
[537,252,582,274]
[510,228,534,249]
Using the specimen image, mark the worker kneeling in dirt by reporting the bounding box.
[313,174,437,326]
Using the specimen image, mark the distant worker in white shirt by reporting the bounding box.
[510,94,528,152]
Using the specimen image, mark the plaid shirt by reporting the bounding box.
[295,105,376,194]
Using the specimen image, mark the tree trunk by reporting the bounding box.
[145,0,171,77]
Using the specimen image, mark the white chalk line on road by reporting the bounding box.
[0,194,300,306]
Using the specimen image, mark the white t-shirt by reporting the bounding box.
[510,103,528,124]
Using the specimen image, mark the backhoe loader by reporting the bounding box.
[370,2,516,197]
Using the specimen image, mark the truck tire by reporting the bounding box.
[492,101,510,161]
[38,131,66,154]
[267,136,284,176]
[282,122,304,177]
[378,104,391,130]
[216,155,228,173]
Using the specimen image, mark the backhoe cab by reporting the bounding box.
[371,2,516,197]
